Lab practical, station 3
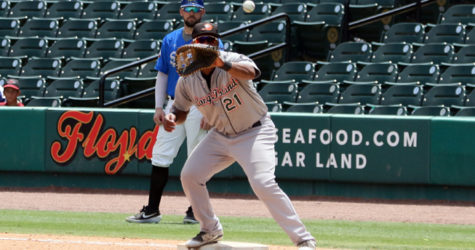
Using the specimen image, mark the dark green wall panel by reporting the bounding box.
[0,107,45,171]
[430,117,475,186]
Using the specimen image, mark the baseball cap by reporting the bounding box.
[181,0,204,8]
[192,22,220,38]
[3,78,19,91]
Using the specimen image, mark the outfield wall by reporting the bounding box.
[1,107,474,201]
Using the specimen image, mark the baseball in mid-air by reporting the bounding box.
[243,0,255,13]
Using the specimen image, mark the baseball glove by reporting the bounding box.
[175,43,219,76]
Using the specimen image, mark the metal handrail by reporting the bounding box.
[99,13,291,107]
[348,0,437,30]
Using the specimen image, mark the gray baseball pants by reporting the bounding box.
[180,115,315,245]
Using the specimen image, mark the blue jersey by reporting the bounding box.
[155,28,223,98]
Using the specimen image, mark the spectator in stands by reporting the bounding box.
[126,0,222,224]
[0,84,4,103]
[0,79,23,107]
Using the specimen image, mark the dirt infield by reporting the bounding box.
[1,187,474,249]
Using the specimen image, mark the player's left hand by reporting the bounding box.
[163,113,177,132]
[200,117,211,130]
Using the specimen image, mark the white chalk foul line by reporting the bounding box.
[0,236,176,248]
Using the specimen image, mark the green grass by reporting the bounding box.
[0,209,474,249]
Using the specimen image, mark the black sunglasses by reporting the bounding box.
[193,36,218,45]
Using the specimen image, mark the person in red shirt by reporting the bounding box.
[0,79,24,107]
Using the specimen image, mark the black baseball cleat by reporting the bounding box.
[126,205,162,223]
[185,230,223,248]
[183,206,199,224]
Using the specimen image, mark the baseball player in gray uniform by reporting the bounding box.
[163,22,316,249]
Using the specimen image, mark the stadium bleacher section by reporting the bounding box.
[0,0,472,116]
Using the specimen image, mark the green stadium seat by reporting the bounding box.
[137,61,158,78]
[411,43,454,64]
[217,20,249,42]
[380,82,424,106]
[454,106,475,116]
[367,104,407,116]
[155,3,182,22]
[424,23,466,44]
[328,41,372,62]
[96,19,136,40]
[57,18,98,38]
[0,0,10,17]
[271,61,315,82]
[44,76,84,100]
[370,42,412,64]
[60,58,101,78]
[348,3,386,42]
[203,2,233,22]
[452,45,475,64]
[325,102,365,115]
[271,2,307,22]
[314,62,357,82]
[338,81,381,105]
[8,0,47,18]
[134,19,174,40]
[0,37,9,56]
[232,40,274,80]
[283,101,323,113]
[9,37,48,58]
[122,39,160,59]
[297,79,340,104]
[410,105,450,116]
[118,1,158,20]
[46,37,87,59]
[232,3,271,22]
[439,4,475,24]
[465,26,475,44]
[0,56,22,77]
[63,96,99,107]
[258,81,299,103]
[382,22,425,44]
[304,2,344,25]
[264,100,282,112]
[438,64,475,85]
[84,38,124,59]
[82,76,120,102]
[100,58,140,78]
[422,83,466,107]
[119,76,156,108]
[397,64,440,85]
[353,62,398,84]
[465,84,475,106]
[0,17,23,37]
[9,75,47,102]
[18,18,59,38]
[45,1,83,19]
[20,58,62,77]
[26,96,62,107]
[81,1,120,20]
[248,21,287,44]
[294,3,344,60]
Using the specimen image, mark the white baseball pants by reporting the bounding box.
[151,100,207,167]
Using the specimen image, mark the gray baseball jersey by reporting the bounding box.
[173,51,267,136]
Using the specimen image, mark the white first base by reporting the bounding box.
[177,241,269,250]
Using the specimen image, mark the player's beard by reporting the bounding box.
[184,17,201,28]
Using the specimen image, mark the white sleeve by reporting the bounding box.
[155,71,168,108]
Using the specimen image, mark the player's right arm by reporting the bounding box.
[153,71,168,125]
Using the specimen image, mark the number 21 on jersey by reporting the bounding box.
[222,93,242,112]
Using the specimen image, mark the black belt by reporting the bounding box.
[252,120,261,128]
